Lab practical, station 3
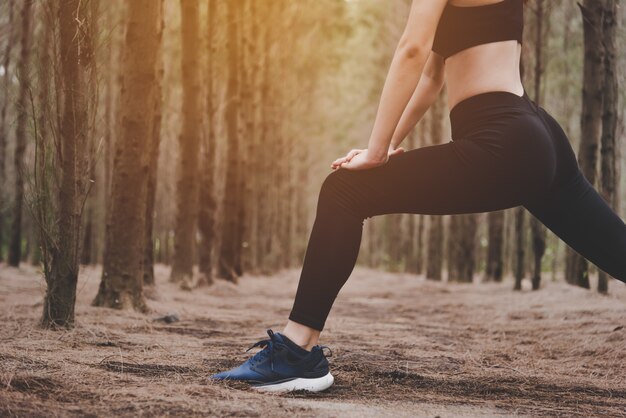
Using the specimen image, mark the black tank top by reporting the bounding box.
[432,0,524,60]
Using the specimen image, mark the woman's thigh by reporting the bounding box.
[524,169,626,283]
[323,138,552,219]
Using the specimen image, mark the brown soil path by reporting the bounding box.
[1,264,625,417]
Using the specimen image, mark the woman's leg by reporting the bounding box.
[284,131,554,345]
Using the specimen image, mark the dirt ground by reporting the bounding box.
[1,263,625,417]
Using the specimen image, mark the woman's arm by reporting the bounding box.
[389,52,445,150]
[364,0,449,164]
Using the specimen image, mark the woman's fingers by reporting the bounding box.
[332,146,405,169]
[331,149,365,168]
[332,156,348,167]
[386,147,404,159]
[331,158,348,169]
[345,148,364,161]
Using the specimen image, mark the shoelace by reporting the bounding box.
[246,329,278,372]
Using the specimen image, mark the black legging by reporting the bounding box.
[288,90,626,331]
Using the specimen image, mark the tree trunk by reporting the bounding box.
[448,214,478,283]
[404,123,418,273]
[530,0,547,291]
[597,0,618,294]
[80,0,100,266]
[568,0,606,289]
[41,0,91,328]
[93,0,162,311]
[405,214,416,273]
[530,216,545,290]
[8,0,34,267]
[426,94,445,280]
[170,0,203,288]
[143,0,164,287]
[81,207,94,265]
[197,0,217,286]
[255,4,272,274]
[217,0,241,283]
[415,215,425,274]
[486,211,505,282]
[243,0,261,274]
[32,2,51,270]
[237,0,255,275]
[0,0,16,262]
[414,123,427,275]
[274,7,291,271]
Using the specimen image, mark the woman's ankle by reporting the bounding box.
[282,320,321,351]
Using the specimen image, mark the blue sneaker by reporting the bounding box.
[210,329,334,393]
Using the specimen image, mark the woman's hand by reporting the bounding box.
[331,146,405,171]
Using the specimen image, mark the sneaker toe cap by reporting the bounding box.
[210,370,233,380]
[210,364,266,382]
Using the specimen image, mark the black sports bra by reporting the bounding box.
[432,0,524,60]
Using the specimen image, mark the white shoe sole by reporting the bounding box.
[252,371,334,393]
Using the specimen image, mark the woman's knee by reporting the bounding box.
[317,169,366,219]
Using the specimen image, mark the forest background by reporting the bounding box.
[1,0,624,323]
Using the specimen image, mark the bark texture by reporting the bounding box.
[217,0,241,283]
[197,0,218,285]
[170,0,202,288]
[448,214,478,283]
[486,211,505,282]
[93,0,162,311]
[8,0,34,267]
[0,0,16,262]
[143,0,164,287]
[41,0,91,328]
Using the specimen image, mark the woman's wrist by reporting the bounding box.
[368,132,400,161]
[366,148,389,164]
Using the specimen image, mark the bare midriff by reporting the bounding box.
[444,39,524,112]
